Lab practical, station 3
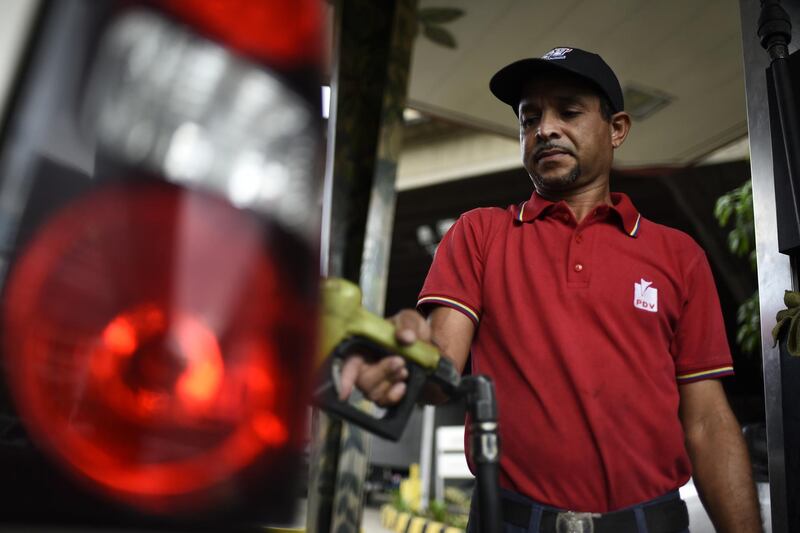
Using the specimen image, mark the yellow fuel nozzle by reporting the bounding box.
[317,278,440,371]
[314,278,448,441]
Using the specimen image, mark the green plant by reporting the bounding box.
[389,487,470,529]
[714,181,756,270]
[444,486,471,514]
[736,292,761,354]
[421,498,468,529]
[714,180,760,354]
[391,489,410,513]
[417,7,465,49]
[426,499,449,523]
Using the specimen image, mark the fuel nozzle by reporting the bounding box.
[315,278,458,441]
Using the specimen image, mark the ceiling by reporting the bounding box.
[405,0,748,167]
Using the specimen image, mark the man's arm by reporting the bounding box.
[420,306,474,403]
[338,306,474,406]
[679,379,762,532]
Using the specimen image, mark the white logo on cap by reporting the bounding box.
[542,48,573,60]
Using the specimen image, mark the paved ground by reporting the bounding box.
[281,500,393,533]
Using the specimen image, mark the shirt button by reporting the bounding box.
[574,263,584,272]
[575,234,583,243]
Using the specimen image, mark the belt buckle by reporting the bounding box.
[555,511,597,533]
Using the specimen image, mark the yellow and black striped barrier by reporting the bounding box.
[264,527,366,533]
[379,504,464,533]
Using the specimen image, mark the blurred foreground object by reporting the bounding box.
[0,0,323,527]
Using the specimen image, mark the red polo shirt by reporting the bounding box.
[417,191,734,512]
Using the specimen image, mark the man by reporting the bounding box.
[340,47,762,533]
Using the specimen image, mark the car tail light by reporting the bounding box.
[1,0,322,519]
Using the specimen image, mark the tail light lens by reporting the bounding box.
[2,0,322,517]
[85,7,320,235]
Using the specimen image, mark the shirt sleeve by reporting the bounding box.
[416,211,487,326]
[672,251,735,383]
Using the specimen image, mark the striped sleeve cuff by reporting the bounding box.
[417,295,479,326]
[676,365,734,384]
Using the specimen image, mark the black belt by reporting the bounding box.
[501,495,689,533]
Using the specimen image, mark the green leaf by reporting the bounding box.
[427,499,448,522]
[734,199,751,220]
[736,326,747,344]
[418,7,465,24]
[737,304,748,322]
[728,231,741,255]
[736,292,761,354]
[714,196,733,226]
[423,24,457,48]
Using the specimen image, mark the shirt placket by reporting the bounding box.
[566,208,604,288]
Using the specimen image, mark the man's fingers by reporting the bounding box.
[338,355,408,405]
[384,382,407,406]
[337,355,364,400]
[366,375,409,407]
[366,378,394,405]
[392,309,431,345]
[365,358,409,406]
[357,356,407,393]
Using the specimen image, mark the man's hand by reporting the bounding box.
[337,309,431,406]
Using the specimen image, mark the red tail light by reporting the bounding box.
[0,0,324,519]
[3,179,316,511]
[159,0,323,66]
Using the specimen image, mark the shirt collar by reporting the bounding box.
[513,191,642,238]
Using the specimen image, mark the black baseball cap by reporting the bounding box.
[489,47,624,115]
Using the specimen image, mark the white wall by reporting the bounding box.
[0,0,40,121]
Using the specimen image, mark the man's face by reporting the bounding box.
[518,72,616,195]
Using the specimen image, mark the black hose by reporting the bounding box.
[473,457,501,532]
[461,376,502,533]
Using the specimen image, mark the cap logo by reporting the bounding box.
[542,47,573,60]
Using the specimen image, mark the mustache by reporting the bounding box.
[533,143,574,161]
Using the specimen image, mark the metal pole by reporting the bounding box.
[759,0,800,236]
[419,405,436,510]
[756,2,800,532]
[308,1,418,531]
[740,1,800,531]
